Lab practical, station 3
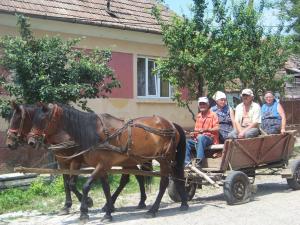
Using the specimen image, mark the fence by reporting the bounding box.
[281,100,300,125]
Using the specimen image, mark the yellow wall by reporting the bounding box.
[0,13,197,130]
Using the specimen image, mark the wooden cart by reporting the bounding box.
[168,130,300,205]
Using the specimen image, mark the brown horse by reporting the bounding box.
[7,103,151,214]
[6,103,93,214]
[28,103,188,222]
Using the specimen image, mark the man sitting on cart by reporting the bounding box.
[228,88,261,139]
[185,97,219,168]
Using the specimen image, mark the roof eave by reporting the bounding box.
[0,10,162,35]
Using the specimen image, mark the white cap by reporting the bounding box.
[213,91,227,101]
[198,97,209,104]
[241,88,254,96]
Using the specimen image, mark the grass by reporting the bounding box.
[293,146,300,157]
[0,174,160,215]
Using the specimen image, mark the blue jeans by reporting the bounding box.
[185,135,213,165]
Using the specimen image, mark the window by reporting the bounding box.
[137,57,172,98]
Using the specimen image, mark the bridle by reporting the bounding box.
[7,105,31,140]
[28,104,62,140]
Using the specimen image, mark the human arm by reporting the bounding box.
[278,103,286,133]
[229,108,236,130]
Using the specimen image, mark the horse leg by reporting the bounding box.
[135,174,147,209]
[173,175,189,210]
[58,174,72,215]
[145,175,169,218]
[145,161,170,218]
[68,160,93,208]
[79,176,94,222]
[69,176,93,208]
[100,175,114,222]
[102,174,129,212]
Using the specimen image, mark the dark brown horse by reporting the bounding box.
[6,103,151,214]
[28,103,188,222]
[6,103,93,214]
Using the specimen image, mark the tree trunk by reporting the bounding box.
[248,0,254,8]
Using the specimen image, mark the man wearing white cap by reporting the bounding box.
[185,97,219,168]
[211,91,235,143]
[228,88,261,139]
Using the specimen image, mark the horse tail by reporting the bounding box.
[140,161,153,189]
[173,122,186,177]
[171,122,188,205]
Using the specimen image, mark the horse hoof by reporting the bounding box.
[58,207,70,215]
[145,211,156,218]
[101,214,112,222]
[101,204,108,212]
[79,213,89,222]
[102,204,115,213]
[137,202,146,209]
[180,204,189,211]
[87,197,93,208]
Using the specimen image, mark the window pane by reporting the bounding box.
[160,79,170,97]
[137,58,146,96]
[148,60,156,95]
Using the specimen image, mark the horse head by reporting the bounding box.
[6,102,36,149]
[28,103,63,147]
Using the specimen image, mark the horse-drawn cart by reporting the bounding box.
[15,131,300,206]
[168,130,300,205]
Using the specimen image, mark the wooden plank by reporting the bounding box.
[14,167,161,177]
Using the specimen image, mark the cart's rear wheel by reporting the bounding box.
[223,171,251,205]
[287,159,300,190]
[168,178,197,202]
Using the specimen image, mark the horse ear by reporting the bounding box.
[36,102,49,112]
[11,101,20,112]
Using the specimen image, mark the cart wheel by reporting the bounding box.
[168,178,197,202]
[223,171,251,205]
[287,159,300,190]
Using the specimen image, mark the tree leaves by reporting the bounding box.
[0,15,120,118]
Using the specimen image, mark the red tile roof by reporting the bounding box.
[0,0,173,34]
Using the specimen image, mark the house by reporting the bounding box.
[0,0,196,127]
[0,0,197,172]
[284,55,300,99]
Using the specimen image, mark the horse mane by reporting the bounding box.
[60,104,100,149]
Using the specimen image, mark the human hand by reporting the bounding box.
[281,128,286,134]
[238,131,245,138]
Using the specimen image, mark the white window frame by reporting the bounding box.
[137,56,172,99]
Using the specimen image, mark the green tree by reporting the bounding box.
[153,0,291,119]
[0,15,120,118]
[279,0,300,52]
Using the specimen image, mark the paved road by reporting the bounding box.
[1,174,300,225]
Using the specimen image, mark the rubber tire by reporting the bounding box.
[168,179,197,202]
[287,159,300,190]
[223,171,251,205]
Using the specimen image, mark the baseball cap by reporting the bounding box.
[198,97,209,104]
[241,88,254,97]
[213,91,227,101]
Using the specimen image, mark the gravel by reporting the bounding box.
[1,174,299,225]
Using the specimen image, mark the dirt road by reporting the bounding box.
[1,174,300,225]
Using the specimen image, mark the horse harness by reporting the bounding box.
[57,114,177,161]
[7,105,31,140]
